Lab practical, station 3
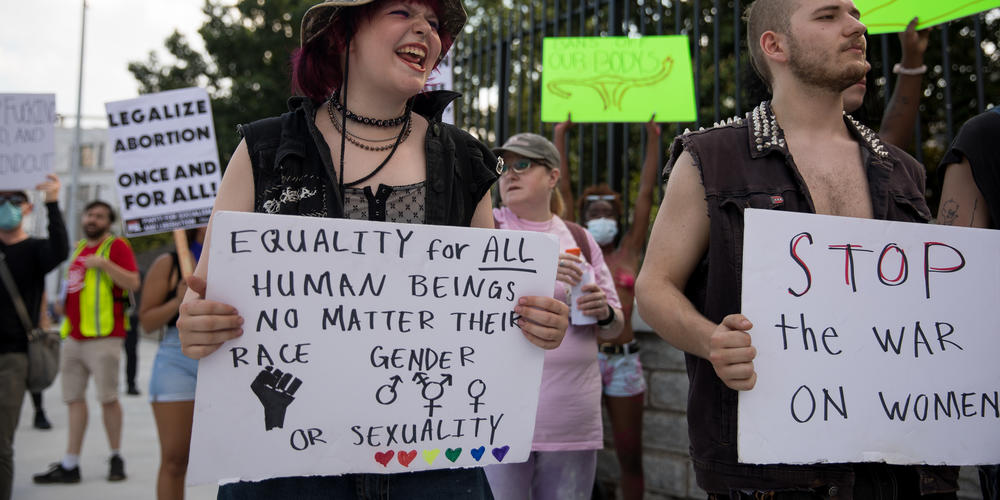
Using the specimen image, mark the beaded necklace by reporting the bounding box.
[328,89,408,127]
[327,101,412,152]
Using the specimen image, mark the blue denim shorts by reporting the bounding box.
[598,346,646,397]
[148,327,198,403]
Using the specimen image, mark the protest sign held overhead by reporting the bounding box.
[856,0,1000,35]
[739,209,1000,465]
[187,211,559,485]
[541,36,696,123]
[0,94,56,190]
[105,87,220,236]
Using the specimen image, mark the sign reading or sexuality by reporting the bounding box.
[187,211,560,485]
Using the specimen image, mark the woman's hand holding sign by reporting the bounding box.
[709,314,757,391]
[177,274,244,359]
[515,296,568,350]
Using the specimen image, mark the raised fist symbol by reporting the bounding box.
[251,366,302,431]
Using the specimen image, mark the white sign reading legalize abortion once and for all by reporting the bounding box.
[0,94,56,190]
[739,209,1000,465]
[105,87,221,236]
[188,211,559,485]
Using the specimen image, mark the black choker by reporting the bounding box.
[328,90,408,128]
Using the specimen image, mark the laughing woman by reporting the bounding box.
[175,1,569,498]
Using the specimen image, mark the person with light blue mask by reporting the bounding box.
[0,174,68,500]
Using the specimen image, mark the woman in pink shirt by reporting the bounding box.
[486,132,626,499]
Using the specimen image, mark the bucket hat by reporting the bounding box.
[301,0,467,47]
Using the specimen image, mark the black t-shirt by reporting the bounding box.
[0,202,69,353]
[939,108,1000,228]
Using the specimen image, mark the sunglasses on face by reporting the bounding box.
[585,195,616,201]
[0,194,27,205]
[499,158,536,176]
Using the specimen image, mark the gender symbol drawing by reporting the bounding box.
[251,365,302,431]
[413,372,453,417]
[546,57,674,111]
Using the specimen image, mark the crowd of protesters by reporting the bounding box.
[2,0,998,499]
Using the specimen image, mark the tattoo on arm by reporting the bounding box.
[969,199,978,227]
[939,199,959,225]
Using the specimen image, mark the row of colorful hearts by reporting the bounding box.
[374,446,509,467]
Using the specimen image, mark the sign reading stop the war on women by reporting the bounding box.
[0,93,56,190]
[739,209,1000,465]
[540,36,696,123]
[855,0,1000,35]
[105,87,221,236]
[187,211,559,485]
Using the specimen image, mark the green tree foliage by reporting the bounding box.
[128,0,314,166]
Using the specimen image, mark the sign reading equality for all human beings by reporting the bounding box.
[0,93,56,190]
[105,87,221,236]
[187,211,559,485]
[739,209,1000,465]
[540,36,697,123]
[856,0,1000,35]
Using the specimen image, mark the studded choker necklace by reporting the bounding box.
[328,89,408,128]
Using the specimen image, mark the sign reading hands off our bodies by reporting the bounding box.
[541,36,696,123]
[855,0,1000,35]
[105,87,221,236]
[187,211,558,485]
[739,209,1000,465]
[0,94,55,190]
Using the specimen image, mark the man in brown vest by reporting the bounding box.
[635,0,958,498]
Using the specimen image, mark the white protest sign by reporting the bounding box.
[188,211,558,485]
[424,52,454,124]
[105,87,220,235]
[0,94,56,190]
[739,209,1000,465]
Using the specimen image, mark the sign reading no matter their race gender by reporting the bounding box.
[0,93,56,191]
[541,36,697,123]
[739,209,1000,465]
[105,87,221,236]
[187,211,559,485]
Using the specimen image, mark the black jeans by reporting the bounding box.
[708,464,959,500]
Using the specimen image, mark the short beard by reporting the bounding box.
[83,224,107,239]
[788,39,867,94]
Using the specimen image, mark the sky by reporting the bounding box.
[0,0,208,128]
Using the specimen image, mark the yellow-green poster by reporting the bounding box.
[541,36,696,123]
[856,0,1000,35]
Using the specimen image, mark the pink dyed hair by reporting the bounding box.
[291,0,455,102]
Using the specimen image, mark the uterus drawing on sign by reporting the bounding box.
[251,365,303,431]
[412,372,453,417]
[546,56,674,111]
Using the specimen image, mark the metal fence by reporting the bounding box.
[449,1,1000,218]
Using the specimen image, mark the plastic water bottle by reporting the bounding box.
[566,248,597,325]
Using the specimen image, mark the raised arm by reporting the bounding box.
[634,152,757,390]
[139,253,182,333]
[878,17,930,150]
[620,118,661,256]
[177,139,255,359]
[553,116,576,221]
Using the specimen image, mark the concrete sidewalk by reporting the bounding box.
[12,335,216,500]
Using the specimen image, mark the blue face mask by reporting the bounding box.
[0,202,22,231]
[586,217,618,246]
